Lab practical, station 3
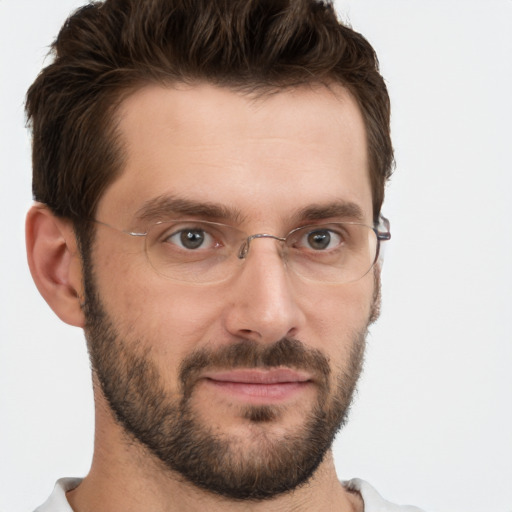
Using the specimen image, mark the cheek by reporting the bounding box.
[305,277,374,361]
[93,240,225,355]
[144,286,225,352]
[311,278,374,330]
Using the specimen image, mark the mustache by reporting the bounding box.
[179,338,331,397]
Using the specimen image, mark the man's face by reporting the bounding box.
[84,83,376,499]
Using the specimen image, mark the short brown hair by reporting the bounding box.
[26,0,393,233]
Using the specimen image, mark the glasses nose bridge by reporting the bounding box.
[238,233,287,259]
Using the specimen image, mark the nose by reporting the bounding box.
[223,238,305,343]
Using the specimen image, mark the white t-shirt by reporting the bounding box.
[34,477,425,511]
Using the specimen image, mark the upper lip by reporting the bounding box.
[201,368,312,384]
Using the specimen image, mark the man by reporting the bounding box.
[25,0,424,510]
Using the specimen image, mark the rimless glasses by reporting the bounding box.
[92,216,391,284]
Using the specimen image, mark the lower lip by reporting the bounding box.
[204,379,310,402]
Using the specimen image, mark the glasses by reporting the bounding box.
[93,216,391,284]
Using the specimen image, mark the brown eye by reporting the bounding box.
[165,228,214,250]
[300,228,342,251]
[307,230,331,250]
[180,229,206,249]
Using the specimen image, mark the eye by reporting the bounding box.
[165,227,217,250]
[299,227,343,251]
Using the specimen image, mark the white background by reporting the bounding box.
[1,1,511,511]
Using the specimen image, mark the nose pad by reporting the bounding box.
[238,233,287,259]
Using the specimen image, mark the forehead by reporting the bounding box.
[97,83,372,226]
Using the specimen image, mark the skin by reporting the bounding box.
[27,83,375,511]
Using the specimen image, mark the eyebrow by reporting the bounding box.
[134,195,366,227]
[293,201,366,224]
[134,195,246,224]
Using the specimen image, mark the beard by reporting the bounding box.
[82,263,376,501]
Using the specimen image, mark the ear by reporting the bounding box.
[368,264,382,325]
[26,204,85,328]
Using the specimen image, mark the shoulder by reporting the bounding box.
[344,478,426,512]
[33,478,82,512]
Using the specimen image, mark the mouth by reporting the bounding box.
[200,368,313,403]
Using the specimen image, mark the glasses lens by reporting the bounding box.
[285,223,379,283]
[143,220,379,284]
[144,220,244,283]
